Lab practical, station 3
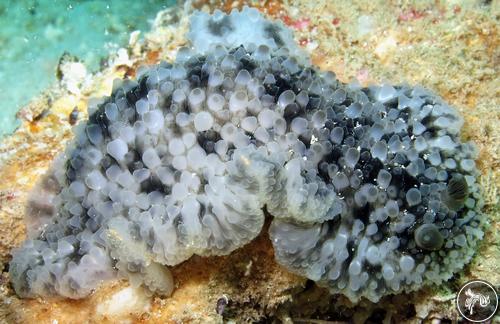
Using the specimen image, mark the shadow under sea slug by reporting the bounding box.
[10,7,485,303]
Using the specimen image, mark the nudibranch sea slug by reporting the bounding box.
[10,7,485,303]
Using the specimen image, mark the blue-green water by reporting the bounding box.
[0,0,174,137]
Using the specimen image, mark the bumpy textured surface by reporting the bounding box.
[10,7,485,303]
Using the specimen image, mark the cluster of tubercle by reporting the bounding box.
[10,7,485,303]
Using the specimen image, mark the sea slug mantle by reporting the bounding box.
[10,7,485,303]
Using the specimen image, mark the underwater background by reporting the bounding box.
[0,0,498,323]
[0,0,174,136]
